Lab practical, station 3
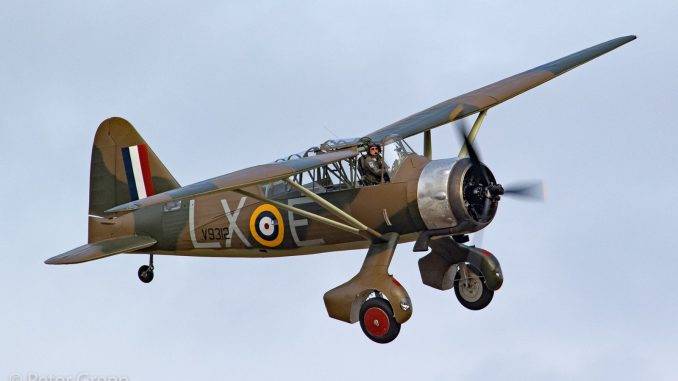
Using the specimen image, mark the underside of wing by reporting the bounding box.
[105,149,357,214]
[45,235,157,265]
[366,35,636,143]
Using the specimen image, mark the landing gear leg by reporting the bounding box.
[323,233,412,344]
[138,255,154,283]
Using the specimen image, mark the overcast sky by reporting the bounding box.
[1,1,676,380]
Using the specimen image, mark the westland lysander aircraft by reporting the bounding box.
[47,36,635,343]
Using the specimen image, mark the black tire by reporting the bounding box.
[138,265,154,283]
[454,265,493,310]
[359,297,401,344]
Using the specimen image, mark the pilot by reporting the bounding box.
[359,143,390,185]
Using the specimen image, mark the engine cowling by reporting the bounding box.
[416,157,499,234]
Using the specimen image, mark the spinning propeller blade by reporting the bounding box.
[456,119,492,184]
[503,180,545,201]
[454,117,544,223]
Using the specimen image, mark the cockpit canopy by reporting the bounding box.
[264,135,417,197]
[380,135,415,177]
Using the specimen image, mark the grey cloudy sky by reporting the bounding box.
[1,1,676,380]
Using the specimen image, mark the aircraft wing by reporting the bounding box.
[365,35,636,143]
[45,235,157,265]
[105,149,357,214]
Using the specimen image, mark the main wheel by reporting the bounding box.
[138,265,154,283]
[359,297,401,344]
[454,265,493,310]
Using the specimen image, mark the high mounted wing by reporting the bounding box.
[106,36,635,214]
[365,35,636,143]
[105,149,356,213]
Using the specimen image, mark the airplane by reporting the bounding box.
[46,35,636,343]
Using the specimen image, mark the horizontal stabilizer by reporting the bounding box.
[45,235,157,265]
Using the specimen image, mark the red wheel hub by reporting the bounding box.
[363,307,390,337]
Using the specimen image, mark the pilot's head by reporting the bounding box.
[368,143,381,157]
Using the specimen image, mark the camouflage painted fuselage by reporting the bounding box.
[91,154,431,258]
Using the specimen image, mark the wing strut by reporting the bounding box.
[234,187,379,242]
[284,179,383,240]
[423,130,432,159]
[458,110,488,158]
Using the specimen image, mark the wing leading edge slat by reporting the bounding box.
[365,35,636,143]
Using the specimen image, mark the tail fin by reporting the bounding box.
[88,117,180,240]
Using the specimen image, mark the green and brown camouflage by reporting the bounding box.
[87,117,180,243]
[46,36,636,342]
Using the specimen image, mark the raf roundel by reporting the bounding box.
[249,204,285,247]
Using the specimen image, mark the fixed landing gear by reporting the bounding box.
[138,255,154,283]
[418,237,502,311]
[454,264,493,310]
[359,295,401,344]
[323,233,411,344]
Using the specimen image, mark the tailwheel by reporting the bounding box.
[454,264,493,310]
[138,255,154,283]
[138,265,154,283]
[359,297,401,344]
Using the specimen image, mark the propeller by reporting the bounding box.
[503,180,544,201]
[454,118,544,222]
